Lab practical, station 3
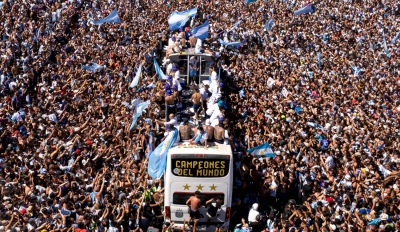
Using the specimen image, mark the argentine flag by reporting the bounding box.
[191,20,209,40]
[129,65,142,88]
[227,20,242,33]
[218,39,241,47]
[148,128,179,179]
[168,8,197,31]
[264,18,275,32]
[130,100,151,130]
[293,3,316,15]
[382,31,391,58]
[247,142,275,158]
[244,0,257,4]
[82,63,104,72]
[154,59,168,80]
[92,9,121,25]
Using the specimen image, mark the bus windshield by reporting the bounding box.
[170,154,230,178]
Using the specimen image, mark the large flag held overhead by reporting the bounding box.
[391,32,399,45]
[191,20,209,40]
[168,8,197,31]
[226,20,242,33]
[148,128,179,179]
[317,52,322,68]
[247,142,275,158]
[293,3,316,15]
[264,18,275,31]
[82,63,104,71]
[129,65,142,88]
[92,9,121,25]
[351,66,363,77]
[130,100,151,130]
[218,39,241,47]
[382,31,391,58]
[244,0,257,4]
[154,59,168,80]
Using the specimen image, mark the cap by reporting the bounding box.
[380,213,389,221]
[252,203,259,210]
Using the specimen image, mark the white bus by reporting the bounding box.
[164,143,233,231]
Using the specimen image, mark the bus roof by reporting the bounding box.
[168,48,214,57]
[168,143,232,156]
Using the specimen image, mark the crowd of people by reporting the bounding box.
[0,0,400,231]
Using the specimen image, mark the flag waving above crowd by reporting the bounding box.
[91,9,121,25]
[247,142,276,158]
[293,3,316,15]
[191,20,209,40]
[168,8,197,30]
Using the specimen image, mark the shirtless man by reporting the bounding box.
[186,191,202,221]
[190,88,202,121]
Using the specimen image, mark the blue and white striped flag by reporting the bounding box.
[382,31,391,58]
[390,32,399,45]
[317,52,322,68]
[129,65,142,88]
[307,122,324,129]
[168,8,197,31]
[218,39,241,48]
[130,100,151,130]
[191,20,209,40]
[82,63,104,71]
[247,142,275,158]
[148,128,179,179]
[154,59,168,80]
[264,18,275,31]
[293,3,316,15]
[351,66,363,76]
[227,20,242,33]
[244,0,257,4]
[92,9,121,25]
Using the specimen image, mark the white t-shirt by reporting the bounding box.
[325,156,335,169]
[174,70,181,79]
[210,107,222,124]
[248,208,260,222]
[195,39,203,53]
[173,77,182,91]
[166,63,173,74]
[190,56,199,67]
[206,103,219,116]
[270,180,278,197]
[164,117,178,127]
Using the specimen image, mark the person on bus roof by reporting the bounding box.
[186,191,202,222]
[189,126,208,149]
[179,118,192,141]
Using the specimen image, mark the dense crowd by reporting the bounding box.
[0,0,400,231]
